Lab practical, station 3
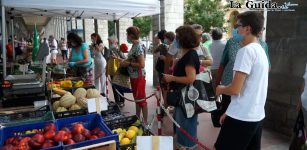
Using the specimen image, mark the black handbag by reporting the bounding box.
[166,90,182,107]
[155,58,164,73]
[289,109,307,150]
[180,71,217,118]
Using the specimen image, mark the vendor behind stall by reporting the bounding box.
[67,32,93,82]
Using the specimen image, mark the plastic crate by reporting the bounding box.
[101,101,125,122]
[104,115,153,150]
[50,96,88,119]
[56,114,118,150]
[0,121,61,150]
[0,105,55,127]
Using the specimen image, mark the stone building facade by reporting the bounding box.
[265,0,307,136]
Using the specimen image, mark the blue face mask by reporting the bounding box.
[163,39,168,45]
[127,37,132,44]
[232,28,244,42]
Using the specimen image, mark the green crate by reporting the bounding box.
[0,106,55,127]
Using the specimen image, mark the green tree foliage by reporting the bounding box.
[133,16,152,38]
[184,0,225,32]
[108,21,115,36]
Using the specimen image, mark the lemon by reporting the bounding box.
[126,130,136,139]
[128,126,139,133]
[117,128,123,133]
[120,138,131,145]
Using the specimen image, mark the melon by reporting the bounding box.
[60,93,76,108]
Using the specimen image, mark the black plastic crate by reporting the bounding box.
[0,105,55,127]
[101,101,124,121]
[50,97,88,119]
[104,115,153,150]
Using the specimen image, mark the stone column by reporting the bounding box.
[118,18,133,44]
[97,20,108,47]
[265,0,307,136]
[83,19,95,44]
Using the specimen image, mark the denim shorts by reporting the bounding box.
[174,107,198,149]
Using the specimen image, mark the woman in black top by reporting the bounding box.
[164,25,200,150]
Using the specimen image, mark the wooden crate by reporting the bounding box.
[71,140,117,150]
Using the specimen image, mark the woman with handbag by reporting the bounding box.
[107,36,128,106]
[164,25,200,150]
[120,26,148,124]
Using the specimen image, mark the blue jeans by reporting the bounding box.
[174,107,198,148]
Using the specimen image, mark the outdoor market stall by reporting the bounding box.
[0,0,161,149]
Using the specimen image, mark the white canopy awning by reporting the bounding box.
[2,0,160,20]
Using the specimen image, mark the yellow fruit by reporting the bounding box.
[60,80,72,88]
[74,80,84,88]
[25,130,32,134]
[128,126,139,133]
[126,130,136,140]
[117,128,123,133]
[120,138,131,145]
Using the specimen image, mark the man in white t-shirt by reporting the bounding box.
[214,11,269,150]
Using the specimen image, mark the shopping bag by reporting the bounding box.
[106,58,121,76]
[180,71,217,118]
[112,71,131,90]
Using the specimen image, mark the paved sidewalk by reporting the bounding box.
[105,54,290,150]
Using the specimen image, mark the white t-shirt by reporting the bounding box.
[301,64,307,110]
[209,40,226,70]
[226,42,269,122]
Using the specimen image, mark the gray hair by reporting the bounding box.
[191,24,203,31]
[108,35,118,43]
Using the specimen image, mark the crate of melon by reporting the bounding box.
[56,113,118,150]
[0,121,61,150]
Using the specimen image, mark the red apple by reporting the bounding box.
[44,123,56,132]
[28,139,42,148]
[64,139,75,145]
[72,123,85,134]
[19,137,31,145]
[0,144,14,150]
[5,137,15,145]
[17,142,31,150]
[31,133,45,144]
[54,131,69,142]
[73,134,86,143]
[89,135,98,140]
[44,130,56,140]
[82,129,91,139]
[91,128,101,135]
[41,140,55,149]
[97,131,106,138]
[60,127,71,132]
[11,137,22,146]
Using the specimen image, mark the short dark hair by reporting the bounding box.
[91,33,103,44]
[237,11,264,36]
[157,30,167,41]
[211,27,223,40]
[176,25,199,49]
[164,32,175,42]
[126,26,140,40]
[67,32,83,47]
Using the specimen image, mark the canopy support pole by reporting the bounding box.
[2,4,6,78]
[11,17,14,61]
